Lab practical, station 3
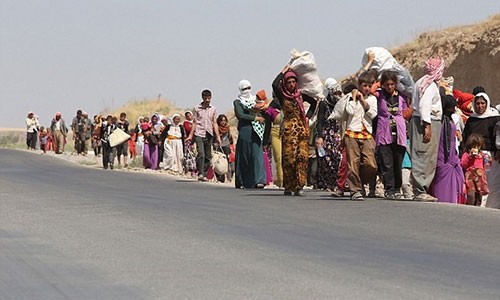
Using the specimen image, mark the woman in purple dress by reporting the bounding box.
[430,95,464,203]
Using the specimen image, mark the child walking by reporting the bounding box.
[461,134,490,206]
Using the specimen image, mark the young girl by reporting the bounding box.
[214,114,233,182]
[461,134,490,206]
[375,71,407,199]
[39,127,48,154]
[128,131,137,160]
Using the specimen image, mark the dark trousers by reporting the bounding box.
[26,131,38,149]
[195,134,213,177]
[102,142,116,169]
[377,143,406,194]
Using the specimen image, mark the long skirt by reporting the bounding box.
[143,143,158,170]
[282,123,309,192]
[163,139,184,173]
[235,125,266,189]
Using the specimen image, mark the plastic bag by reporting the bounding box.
[289,49,324,99]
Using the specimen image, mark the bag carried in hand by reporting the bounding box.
[109,127,131,147]
[211,149,228,175]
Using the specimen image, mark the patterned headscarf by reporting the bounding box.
[419,57,445,97]
[279,70,305,118]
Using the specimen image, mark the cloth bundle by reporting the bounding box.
[211,149,228,175]
[289,49,324,99]
[362,47,414,97]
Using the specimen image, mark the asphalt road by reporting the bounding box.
[0,149,499,300]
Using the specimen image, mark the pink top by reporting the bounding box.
[193,104,218,138]
[460,152,484,171]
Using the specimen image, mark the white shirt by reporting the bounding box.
[26,117,39,133]
[412,78,442,124]
[345,93,377,133]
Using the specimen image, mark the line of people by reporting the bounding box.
[24,56,500,208]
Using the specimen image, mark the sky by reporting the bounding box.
[1,0,499,128]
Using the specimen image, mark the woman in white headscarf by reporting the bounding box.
[233,80,267,189]
[462,92,500,208]
[161,114,186,173]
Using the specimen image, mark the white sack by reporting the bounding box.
[289,49,324,99]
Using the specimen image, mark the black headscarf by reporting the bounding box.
[442,95,457,162]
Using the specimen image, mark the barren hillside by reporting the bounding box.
[341,14,500,105]
[393,14,500,105]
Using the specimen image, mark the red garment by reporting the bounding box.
[337,145,349,191]
[183,120,193,137]
[128,132,137,159]
[460,152,489,195]
[453,89,474,119]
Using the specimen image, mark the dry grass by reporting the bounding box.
[102,96,191,127]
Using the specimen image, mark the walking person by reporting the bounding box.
[233,80,266,189]
[186,90,221,182]
[315,78,344,192]
[25,112,40,150]
[142,116,159,170]
[71,110,87,155]
[213,114,233,182]
[430,95,464,203]
[161,114,186,174]
[50,112,68,154]
[375,71,408,199]
[101,115,117,170]
[342,72,378,200]
[271,65,318,196]
[411,57,445,201]
[115,112,130,167]
[91,115,103,157]
[265,97,283,188]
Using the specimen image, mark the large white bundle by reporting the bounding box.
[289,49,324,99]
[362,47,414,97]
[211,150,228,175]
[362,47,397,72]
[109,127,130,147]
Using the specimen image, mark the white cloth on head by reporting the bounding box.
[470,93,500,119]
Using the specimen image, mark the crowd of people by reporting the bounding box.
[24,53,500,208]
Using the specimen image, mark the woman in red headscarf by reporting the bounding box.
[272,64,318,196]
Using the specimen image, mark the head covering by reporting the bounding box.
[256,90,267,101]
[325,78,341,92]
[237,80,264,141]
[151,113,160,124]
[55,112,62,117]
[171,113,181,120]
[238,80,254,104]
[419,57,445,97]
[184,110,192,117]
[82,111,88,117]
[441,95,457,162]
[137,116,144,123]
[280,70,306,119]
[471,92,500,118]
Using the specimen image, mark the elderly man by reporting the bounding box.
[50,112,68,154]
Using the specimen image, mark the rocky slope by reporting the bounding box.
[393,14,500,105]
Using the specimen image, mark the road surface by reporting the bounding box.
[0,149,499,299]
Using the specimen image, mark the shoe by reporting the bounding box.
[414,193,437,202]
[394,192,404,200]
[385,192,396,199]
[331,189,344,197]
[351,192,364,201]
[198,175,204,181]
[367,191,376,198]
[294,189,304,196]
[284,190,292,196]
[255,183,265,189]
[110,164,114,170]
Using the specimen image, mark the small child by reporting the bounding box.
[460,134,490,206]
[129,131,137,159]
[39,127,48,154]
